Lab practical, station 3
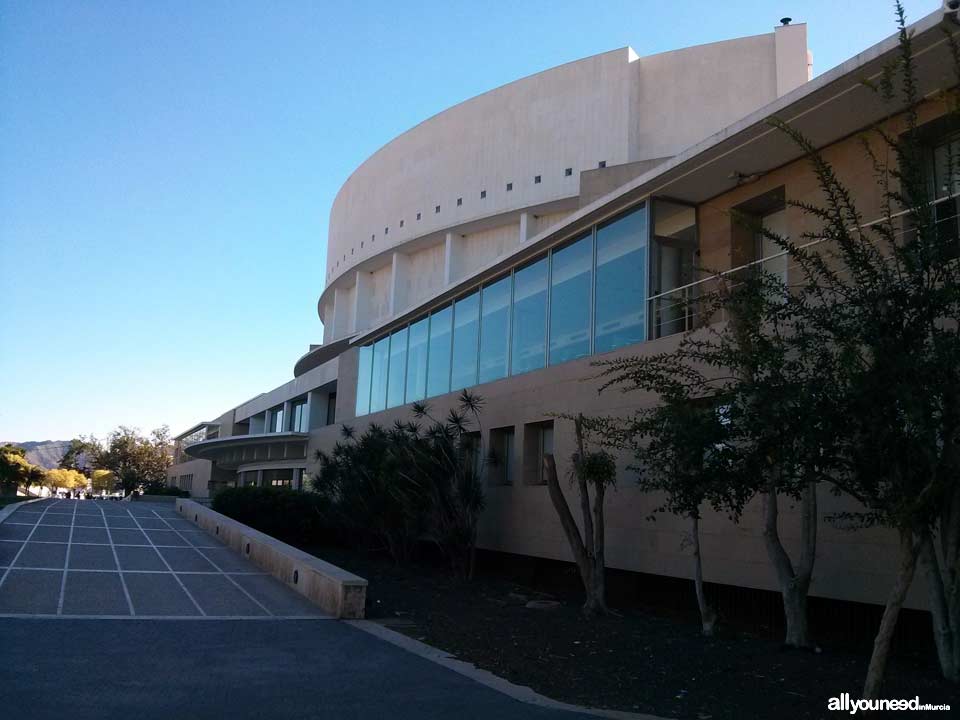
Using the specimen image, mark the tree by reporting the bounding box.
[592,265,837,648]
[543,414,617,617]
[44,468,86,493]
[90,469,115,494]
[603,374,739,636]
[744,3,960,694]
[0,444,32,495]
[58,438,94,473]
[88,426,172,494]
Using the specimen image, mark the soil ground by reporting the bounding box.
[308,544,958,720]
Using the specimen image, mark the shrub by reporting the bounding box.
[211,486,331,545]
[313,389,487,578]
[142,486,190,498]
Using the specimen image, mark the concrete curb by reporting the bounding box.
[345,619,666,720]
[175,499,368,619]
[0,497,47,525]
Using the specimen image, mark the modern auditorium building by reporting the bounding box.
[169,11,960,612]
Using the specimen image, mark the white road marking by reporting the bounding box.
[123,506,206,616]
[56,500,80,614]
[0,501,60,591]
[149,509,274,617]
[96,501,134,616]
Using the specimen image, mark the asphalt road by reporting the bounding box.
[0,500,597,720]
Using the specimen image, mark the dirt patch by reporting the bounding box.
[307,545,956,719]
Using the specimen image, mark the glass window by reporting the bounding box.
[758,208,788,284]
[355,345,372,416]
[479,275,511,383]
[291,399,309,432]
[386,327,408,408]
[511,257,547,375]
[405,317,429,403]
[538,424,554,485]
[426,305,452,398]
[451,292,480,391]
[933,135,960,200]
[490,427,515,485]
[369,336,389,413]
[595,205,648,354]
[650,200,697,339]
[549,233,592,365]
[931,136,960,259]
[269,406,284,433]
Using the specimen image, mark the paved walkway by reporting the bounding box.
[0,499,325,618]
[0,499,603,719]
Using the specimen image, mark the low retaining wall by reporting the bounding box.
[175,499,367,619]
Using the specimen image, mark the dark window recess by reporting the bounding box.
[506,182,513,191]
[417,212,421,220]
[598,161,607,169]
[326,393,337,426]
[534,175,541,184]
[400,219,404,228]
[480,190,486,199]
[435,205,441,214]
[371,234,375,241]
[384,227,389,235]
[565,168,573,176]
[457,197,462,206]
[351,248,354,255]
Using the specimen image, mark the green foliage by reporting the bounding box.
[43,468,87,491]
[212,486,332,545]
[0,444,33,495]
[141,485,189,498]
[313,390,487,577]
[90,469,115,493]
[87,426,172,494]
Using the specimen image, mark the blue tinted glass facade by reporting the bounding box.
[451,292,480,391]
[369,336,389,413]
[549,233,592,365]
[354,200,672,416]
[479,275,511,383]
[595,205,648,354]
[405,317,429,403]
[511,257,547,375]
[386,327,408,409]
[426,305,452,398]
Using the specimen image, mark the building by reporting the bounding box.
[169,10,959,612]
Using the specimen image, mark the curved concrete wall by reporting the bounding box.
[320,24,810,342]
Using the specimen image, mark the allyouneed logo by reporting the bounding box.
[828,693,951,714]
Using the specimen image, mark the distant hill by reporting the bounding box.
[2,440,72,469]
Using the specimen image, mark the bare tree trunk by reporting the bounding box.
[920,532,959,682]
[864,530,921,699]
[761,480,817,648]
[592,476,607,613]
[543,454,596,613]
[691,514,718,636]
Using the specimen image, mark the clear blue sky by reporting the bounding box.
[0,0,941,442]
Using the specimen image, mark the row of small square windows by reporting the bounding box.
[331,163,608,271]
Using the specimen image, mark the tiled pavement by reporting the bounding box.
[0,499,328,619]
